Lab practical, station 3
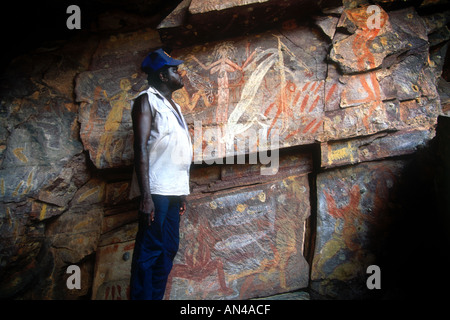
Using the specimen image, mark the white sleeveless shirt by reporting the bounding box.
[129,86,192,198]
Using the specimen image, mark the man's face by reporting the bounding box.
[163,66,184,90]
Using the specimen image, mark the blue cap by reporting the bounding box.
[141,48,184,72]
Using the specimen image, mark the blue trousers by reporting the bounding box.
[130,194,181,300]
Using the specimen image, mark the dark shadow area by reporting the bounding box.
[379,116,450,300]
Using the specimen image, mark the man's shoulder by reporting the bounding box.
[135,88,160,104]
[133,87,167,114]
[146,86,162,97]
[133,88,158,112]
[133,92,148,107]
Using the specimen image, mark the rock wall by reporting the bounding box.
[1,0,449,299]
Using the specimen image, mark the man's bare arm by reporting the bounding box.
[132,94,154,225]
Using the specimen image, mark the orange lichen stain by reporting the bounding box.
[75,219,91,231]
[113,183,129,200]
[39,204,47,221]
[78,186,100,203]
[123,243,135,251]
[102,244,120,255]
[13,148,28,163]
[12,181,24,197]
[65,103,78,112]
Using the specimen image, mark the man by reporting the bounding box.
[129,48,192,300]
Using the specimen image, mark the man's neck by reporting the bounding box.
[151,84,182,118]
[154,83,172,100]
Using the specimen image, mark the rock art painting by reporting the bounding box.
[165,174,310,300]
[75,25,328,168]
[174,28,327,159]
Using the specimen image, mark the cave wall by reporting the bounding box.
[1,0,449,300]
